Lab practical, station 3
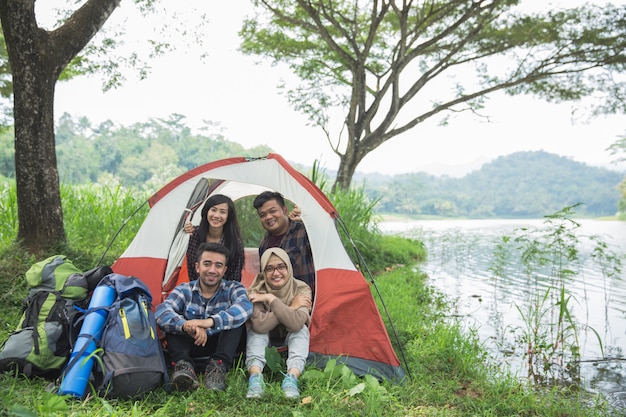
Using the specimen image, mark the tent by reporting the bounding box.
[111,154,405,381]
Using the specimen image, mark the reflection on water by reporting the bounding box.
[381,219,626,395]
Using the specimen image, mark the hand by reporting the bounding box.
[248,292,276,304]
[183,222,195,234]
[289,205,302,222]
[290,293,312,311]
[183,318,214,346]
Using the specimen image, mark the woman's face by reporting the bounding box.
[206,202,229,229]
[263,254,289,289]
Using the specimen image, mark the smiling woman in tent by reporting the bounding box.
[183,194,245,282]
[245,247,312,399]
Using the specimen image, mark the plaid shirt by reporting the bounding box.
[156,279,252,336]
[186,227,244,282]
[258,220,315,292]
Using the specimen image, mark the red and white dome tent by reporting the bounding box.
[109,154,407,382]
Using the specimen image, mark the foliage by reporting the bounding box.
[0,0,217,250]
[0,179,147,266]
[54,114,271,192]
[367,151,623,218]
[307,159,426,272]
[240,1,626,190]
[2,116,622,219]
[487,204,623,386]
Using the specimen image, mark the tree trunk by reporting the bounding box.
[0,0,119,252]
[333,137,362,191]
[13,69,66,251]
[0,1,65,251]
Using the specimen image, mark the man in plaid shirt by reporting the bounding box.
[156,242,252,392]
[254,191,315,295]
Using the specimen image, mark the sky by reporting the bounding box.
[46,1,626,177]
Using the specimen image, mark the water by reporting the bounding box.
[381,218,626,395]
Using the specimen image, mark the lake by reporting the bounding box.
[380,218,626,396]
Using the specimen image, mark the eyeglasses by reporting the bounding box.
[264,263,287,274]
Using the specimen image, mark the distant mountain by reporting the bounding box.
[362,151,624,218]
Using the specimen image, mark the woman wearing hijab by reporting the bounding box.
[245,247,312,399]
[184,194,245,282]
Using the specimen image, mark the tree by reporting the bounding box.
[0,1,206,251]
[0,1,124,251]
[240,0,626,190]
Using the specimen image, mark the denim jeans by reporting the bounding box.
[246,325,310,373]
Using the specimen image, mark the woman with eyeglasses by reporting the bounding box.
[244,247,312,400]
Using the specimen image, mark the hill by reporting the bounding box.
[0,115,621,218]
[362,151,623,218]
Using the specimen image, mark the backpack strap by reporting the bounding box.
[61,304,110,377]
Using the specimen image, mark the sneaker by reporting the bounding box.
[246,373,265,399]
[204,358,227,391]
[281,372,300,399]
[171,360,200,391]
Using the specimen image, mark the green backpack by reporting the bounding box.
[0,255,90,379]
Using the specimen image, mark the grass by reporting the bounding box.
[0,181,616,416]
[0,261,612,416]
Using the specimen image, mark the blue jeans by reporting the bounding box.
[245,326,310,373]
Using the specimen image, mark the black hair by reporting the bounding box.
[197,194,242,262]
[196,242,231,265]
[253,191,286,210]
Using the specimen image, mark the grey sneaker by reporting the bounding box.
[246,373,265,399]
[171,360,199,391]
[204,358,227,391]
[281,372,300,399]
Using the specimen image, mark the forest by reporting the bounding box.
[0,113,622,219]
[362,151,624,218]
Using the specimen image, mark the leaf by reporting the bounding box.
[265,346,283,372]
[364,374,380,389]
[347,382,366,397]
[43,394,69,412]
[7,405,38,417]
[340,363,357,385]
[302,369,325,380]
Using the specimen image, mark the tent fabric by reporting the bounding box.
[111,154,405,381]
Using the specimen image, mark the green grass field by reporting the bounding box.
[0,181,614,416]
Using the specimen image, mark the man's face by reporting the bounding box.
[195,250,227,292]
[257,199,289,236]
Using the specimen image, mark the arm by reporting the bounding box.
[249,290,311,333]
[206,283,253,335]
[248,294,281,334]
[155,286,189,333]
[268,298,309,333]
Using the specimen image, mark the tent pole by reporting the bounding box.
[98,200,149,267]
[335,216,413,382]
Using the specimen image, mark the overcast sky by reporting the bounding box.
[48,1,626,177]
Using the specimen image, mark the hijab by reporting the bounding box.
[248,247,310,307]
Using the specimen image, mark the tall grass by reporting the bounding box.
[60,183,148,266]
[0,179,18,250]
[0,180,147,266]
[488,204,622,387]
